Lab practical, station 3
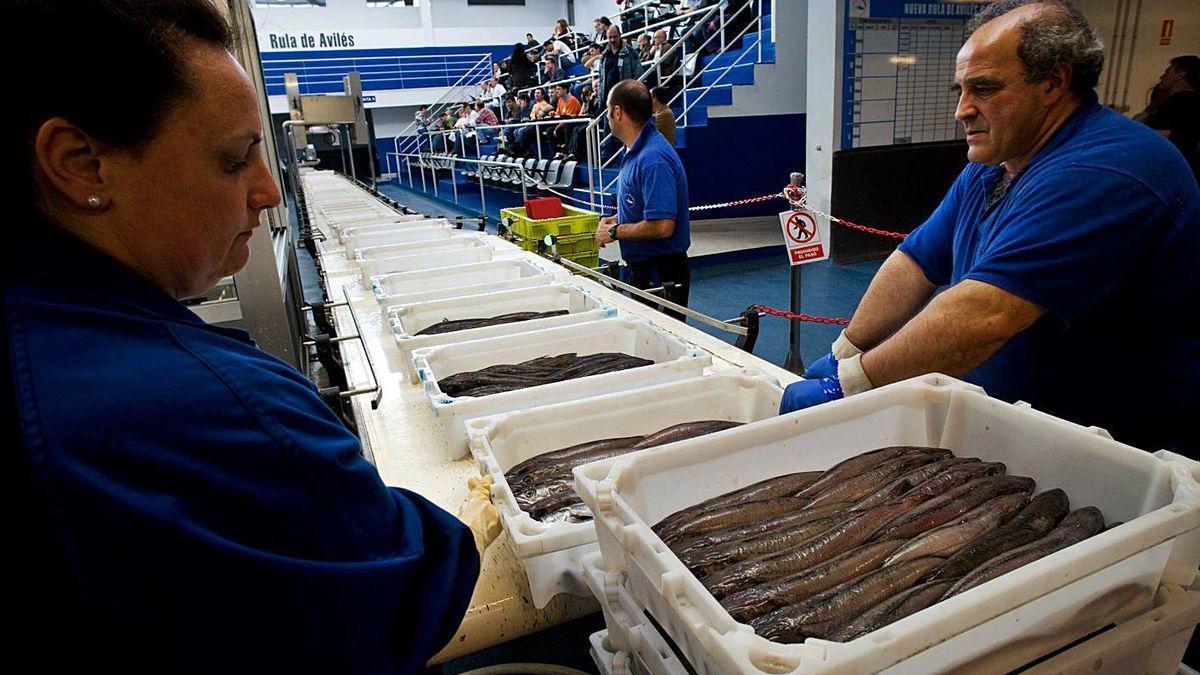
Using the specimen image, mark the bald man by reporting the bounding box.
[782,0,1200,456]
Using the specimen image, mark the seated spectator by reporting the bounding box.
[553,18,580,49]
[548,83,582,156]
[566,85,601,161]
[637,33,653,63]
[541,56,563,86]
[414,104,431,134]
[543,36,575,67]
[450,106,474,155]
[583,43,604,73]
[651,86,676,147]
[474,101,499,144]
[591,17,611,46]
[494,59,512,90]
[1141,55,1200,183]
[523,32,539,51]
[532,87,555,120]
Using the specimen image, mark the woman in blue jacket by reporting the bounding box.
[2,1,480,672]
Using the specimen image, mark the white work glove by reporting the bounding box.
[458,474,502,559]
[831,330,862,360]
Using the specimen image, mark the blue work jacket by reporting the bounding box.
[1,222,479,673]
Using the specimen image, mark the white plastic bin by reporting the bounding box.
[370,258,555,306]
[573,374,1200,675]
[413,316,712,460]
[359,246,497,281]
[583,552,693,675]
[389,283,614,384]
[345,223,453,258]
[465,371,783,607]
[338,218,451,245]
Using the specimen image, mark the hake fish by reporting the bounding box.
[659,497,811,546]
[823,578,957,642]
[927,488,1069,581]
[874,475,1035,541]
[883,492,1028,566]
[413,310,569,336]
[671,501,852,556]
[654,471,823,539]
[631,420,743,450]
[681,517,842,575]
[943,506,1106,599]
[720,539,905,623]
[805,452,947,509]
[797,446,947,500]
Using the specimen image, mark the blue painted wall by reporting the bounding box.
[262,44,511,95]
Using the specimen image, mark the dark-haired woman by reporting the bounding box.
[508,42,538,91]
[2,1,481,672]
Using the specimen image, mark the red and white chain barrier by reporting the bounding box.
[751,304,851,326]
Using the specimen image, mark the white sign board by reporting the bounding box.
[779,208,831,265]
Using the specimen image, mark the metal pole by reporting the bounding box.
[784,171,805,374]
[345,125,358,182]
[720,3,726,52]
[419,153,427,192]
[681,41,689,127]
[757,0,763,64]
[450,156,459,204]
[406,155,414,188]
[476,136,487,221]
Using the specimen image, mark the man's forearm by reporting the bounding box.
[616,218,675,240]
[844,250,937,351]
[859,279,1045,387]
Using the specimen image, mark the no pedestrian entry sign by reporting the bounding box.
[779,208,831,265]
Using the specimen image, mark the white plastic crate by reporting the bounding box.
[573,374,1200,675]
[359,246,497,281]
[583,552,692,674]
[389,283,614,384]
[337,218,451,245]
[465,371,783,607]
[378,275,555,308]
[324,212,424,231]
[370,258,556,306]
[412,316,712,460]
[344,222,453,258]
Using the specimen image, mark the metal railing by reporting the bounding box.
[389,150,558,218]
[386,54,495,174]
[263,51,492,96]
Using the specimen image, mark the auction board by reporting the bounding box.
[841,0,990,149]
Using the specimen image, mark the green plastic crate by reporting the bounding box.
[501,204,601,240]
[509,231,599,256]
[559,250,600,271]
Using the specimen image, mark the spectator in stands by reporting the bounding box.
[595,80,691,319]
[494,59,512,90]
[636,33,653,62]
[499,94,529,155]
[549,83,582,157]
[530,87,554,120]
[414,104,431,134]
[541,55,563,86]
[481,77,506,106]
[651,86,676,146]
[781,1,1200,458]
[474,100,498,143]
[1141,55,1199,183]
[583,43,604,73]
[649,29,680,86]
[450,106,474,155]
[599,25,644,105]
[566,85,601,161]
[684,0,722,55]
[544,36,576,69]
[523,32,539,51]
[508,43,538,90]
[592,17,611,46]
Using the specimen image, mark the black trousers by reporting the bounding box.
[626,252,690,322]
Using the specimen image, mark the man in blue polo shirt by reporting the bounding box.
[595,79,691,319]
[782,0,1200,456]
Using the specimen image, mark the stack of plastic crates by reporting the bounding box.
[500,205,601,270]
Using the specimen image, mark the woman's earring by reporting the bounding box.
[86,195,102,209]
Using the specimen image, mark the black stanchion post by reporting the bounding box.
[783,171,806,374]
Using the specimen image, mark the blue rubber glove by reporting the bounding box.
[804,352,838,380]
[779,376,845,414]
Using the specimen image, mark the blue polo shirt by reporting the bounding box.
[899,92,1200,455]
[617,120,690,263]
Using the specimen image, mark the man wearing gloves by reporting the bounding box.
[781,0,1200,457]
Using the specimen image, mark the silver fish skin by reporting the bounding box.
[849,458,973,512]
[750,556,945,643]
[943,506,1105,599]
[797,447,944,499]
[806,453,943,509]
[927,488,1070,581]
[682,517,841,576]
[822,578,957,642]
[659,497,811,545]
[719,539,904,623]
[654,471,823,537]
[703,495,923,599]
[900,461,1008,502]
[883,492,1029,566]
[672,501,853,556]
[876,475,1035,540]
[631,420,743,450]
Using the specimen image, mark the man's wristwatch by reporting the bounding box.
[608,223,619,241]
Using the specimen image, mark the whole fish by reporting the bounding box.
[719,539,904,623]
[703,495,924,599]
[796,447,934,499]
[414,310,569,336]
[441,352,653,397]
[849,458,973,512]
[507,436,645,480]
[875,475,1035,541]
[671,501,852,555]
[927,489,1070,581]
[654,471,823,539]
[750,556,945,643]
[658,497,811,546]
[631,420,743,450]
[823,578,957,642]
[900,461,1008,501]
[510,442,643,495]
[806,452,945,509]
[883,492,1028,565]
[527,488,585,521]
[514,479,573,510]
[943,506,1106,599]
[681,517,841,576]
